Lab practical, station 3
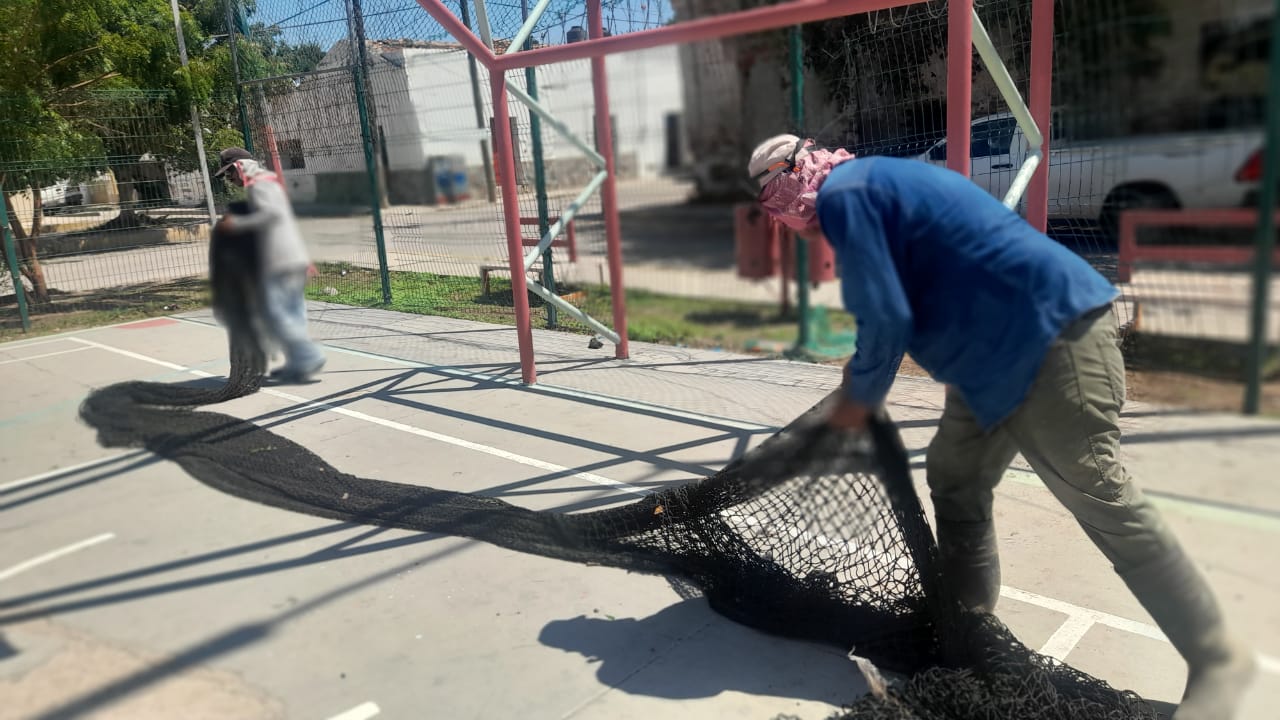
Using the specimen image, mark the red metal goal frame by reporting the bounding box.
[1118,208,1280,283]
[410,0,1055,385]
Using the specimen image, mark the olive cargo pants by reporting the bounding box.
[925,306,1177,572]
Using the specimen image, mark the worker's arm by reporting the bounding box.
[221,184,285,233]
[817,184,913,415]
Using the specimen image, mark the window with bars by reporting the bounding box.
[281,139,305,170]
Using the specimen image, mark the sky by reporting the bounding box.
[256,0,675,52]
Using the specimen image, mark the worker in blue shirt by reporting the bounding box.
[749,134,1253,719]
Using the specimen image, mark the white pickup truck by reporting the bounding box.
[39,179,87,211]
[917,112,1265,237]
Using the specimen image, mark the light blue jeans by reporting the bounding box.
[260,269,325,375]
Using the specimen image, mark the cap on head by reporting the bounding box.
[214,147,254,177]
[748,134,809,188]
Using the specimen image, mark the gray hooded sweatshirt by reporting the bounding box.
[224,158,311,275]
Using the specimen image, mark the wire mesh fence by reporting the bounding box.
[2,0,1272,403]
[1,90,215,334]
[215,0,1274,385]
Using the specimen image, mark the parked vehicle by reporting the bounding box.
[917,112,1264,237]
[39,180,79,209]
[39,179,91,213]
[849,132,947,160]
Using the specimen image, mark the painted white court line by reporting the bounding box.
[68,337,188,371]
[325,702,380,720]
[0,533,116,582]
[1038,614,1096,661]
[70,338,648,496]
[1002,585,1167,642]
[1004,585,1280,674]
[324,343,779,432]
[52,333,1280,533]
[0,346,93,365]
[0,337,80,352]
[1260,654,1280,675]
[0,450,148,493]
[168,315,778,433]
[0,315,185,351]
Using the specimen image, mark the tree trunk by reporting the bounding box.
[118,181,141,227]
[3,188,51,303]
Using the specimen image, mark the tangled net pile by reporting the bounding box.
[77,231,1162,719]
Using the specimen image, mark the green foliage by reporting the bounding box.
[0,0,208,187]
[0,0,326,191]
[306,264,857,353]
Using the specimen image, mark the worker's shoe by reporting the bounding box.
[271,352,326,384]
[935,518,1001,614]
[1120,546,1256,720]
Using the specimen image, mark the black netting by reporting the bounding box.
[76,230,1164,718]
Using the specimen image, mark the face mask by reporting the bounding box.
[757,147,856,232]
[759,171,818,230]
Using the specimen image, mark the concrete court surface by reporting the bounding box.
[0,305,1277,720]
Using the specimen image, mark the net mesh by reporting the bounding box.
[75,229,1166,719]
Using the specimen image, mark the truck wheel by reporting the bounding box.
[1100,184,1179,241]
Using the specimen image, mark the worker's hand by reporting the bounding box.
[215,215,233,232]
[827,395,871,432]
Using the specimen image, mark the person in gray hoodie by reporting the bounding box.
[214,147,326,382]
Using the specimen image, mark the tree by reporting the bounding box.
[0,0,327,304]
[187,0,324,173]
[0,0,215,303]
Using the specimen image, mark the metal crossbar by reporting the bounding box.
[971,8,1043,210]
[408,0,1009,384]
[472,0,618,345]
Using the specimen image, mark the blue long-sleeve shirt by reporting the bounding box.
[815,157,1118,430]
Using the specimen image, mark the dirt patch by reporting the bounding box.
[0,621,283,720]
[41,222,208,256]
[1124,369,1280,416]
[0,278,209,340]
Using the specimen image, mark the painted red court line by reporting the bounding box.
[116,318,179,330]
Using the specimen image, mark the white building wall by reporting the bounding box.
[267,41,685,203]
[402,48,495,170]
[401,44,685,181]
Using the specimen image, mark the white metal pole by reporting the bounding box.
[170,0,218,221]
[506,83,607,168]
[525,280,622,343]
[1003,152,1041,209]
[473,0,495,48]
[507,0,555,54]
[523,170,608,270]
[971,8,1042,148]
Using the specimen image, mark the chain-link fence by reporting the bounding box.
[217,0,1273,387]
[2,90,215,334]
[3,0,1272,404]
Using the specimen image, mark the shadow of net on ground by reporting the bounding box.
[539,597,868,705]
[70,229,1179,720]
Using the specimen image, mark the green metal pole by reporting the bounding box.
[1243,0,1280,414]
[225,0,254,152]
[790,25,812,353]
[459,0,498,204]
[523,0,556,328]
[0,185,31,332]
[348,1,391,305]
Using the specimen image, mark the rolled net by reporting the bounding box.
[76,229,1162,719]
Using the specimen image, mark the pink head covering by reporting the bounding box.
[748,134,855,231]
